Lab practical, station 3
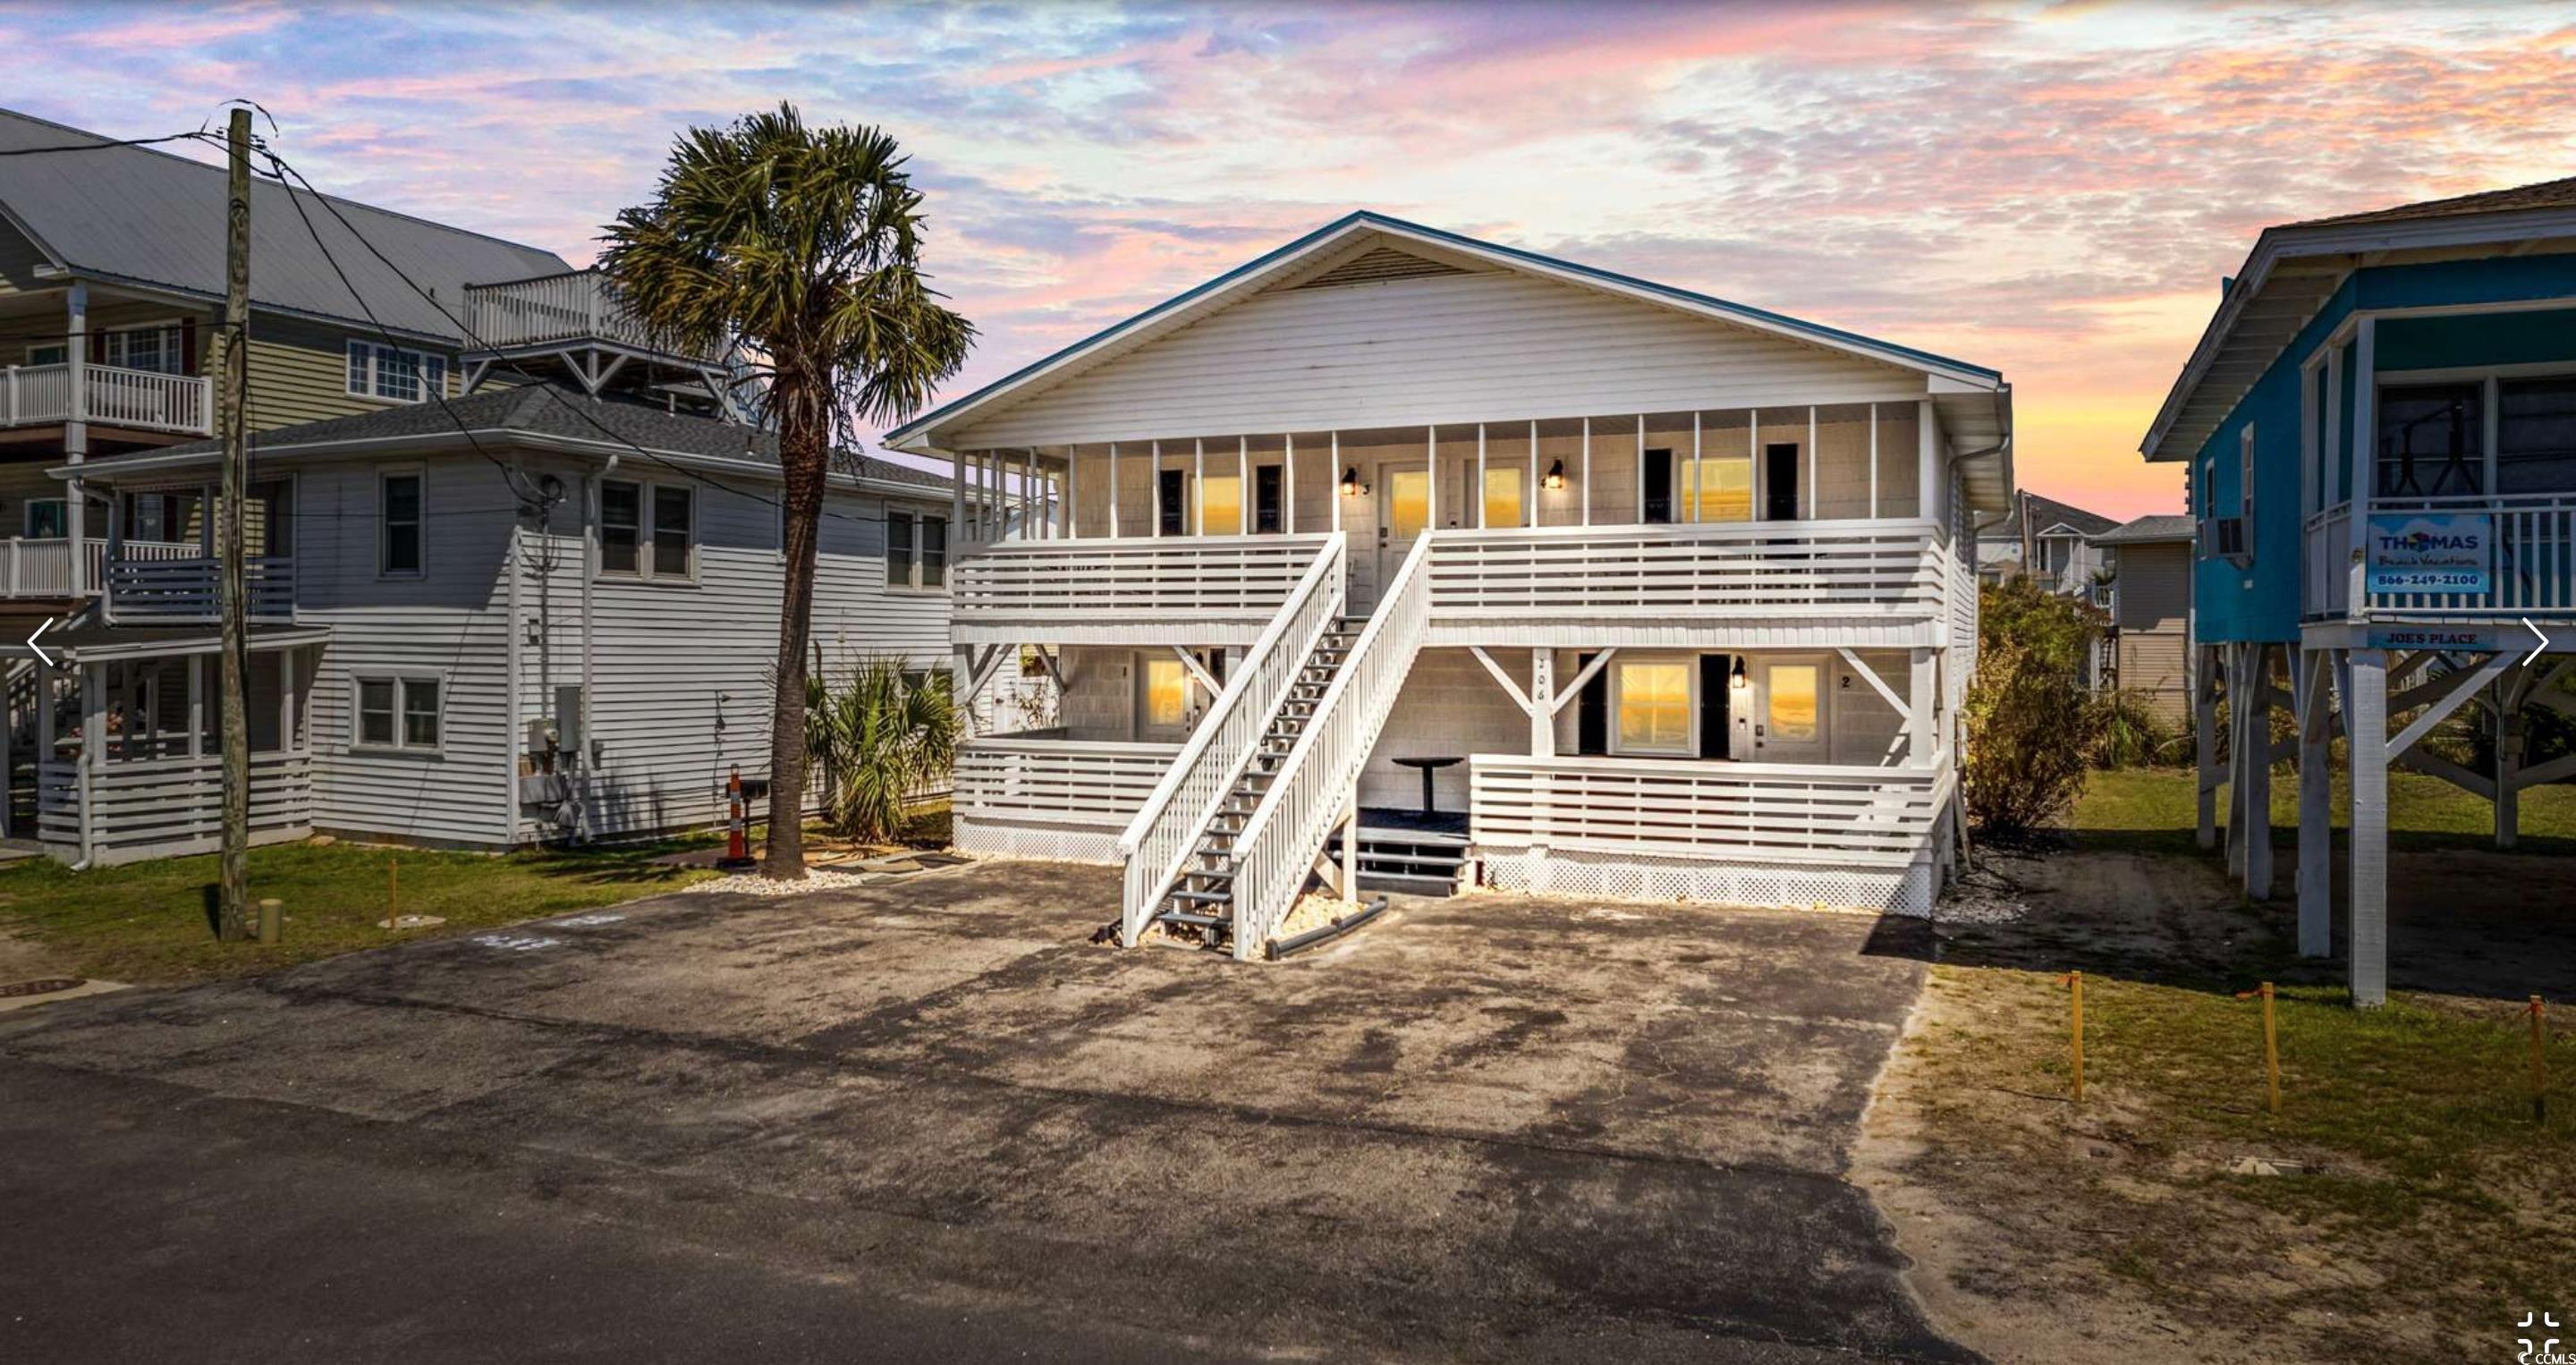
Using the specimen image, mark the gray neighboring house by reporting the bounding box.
[1977,490,2120,598]
[2089,514,2195,722]
[0,108,958,864]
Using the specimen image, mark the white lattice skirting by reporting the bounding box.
[1480,845,1935,917]
[952,816,1125,865]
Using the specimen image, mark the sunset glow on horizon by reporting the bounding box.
[11,0,2573,520]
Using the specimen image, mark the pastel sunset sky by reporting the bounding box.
[9,0,2574,517]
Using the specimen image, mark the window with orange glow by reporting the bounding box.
[1198,474,1241,534]
[1482,467,1523,528]
[1615,660,1690,751]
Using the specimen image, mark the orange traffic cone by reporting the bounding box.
[719,766,755,869]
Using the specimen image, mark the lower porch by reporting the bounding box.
[5,624,325,866]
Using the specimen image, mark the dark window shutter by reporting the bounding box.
[1158,470,1186,536]
[1699,655,1731,759]
[1577,651,1608,755]
[1255,464,1283,533]
[180,317,199,376]
[1642,448,1673,524]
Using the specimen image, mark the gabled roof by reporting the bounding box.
[884,209,2003,452]
[0,108,569,343]
[2141,174,2576,463]
[1988,491,2118,540]
[2091,513,2194,547]
[77,381,953,493]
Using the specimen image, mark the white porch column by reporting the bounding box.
[1237,436,1250,534]
[1193,438,1206,535]
[1427,426,1438,530]
[1868,403,1879,517]
[1580,417,1592,526]
[2296,646,2334,957]
[1064,447,1078,538]
[64,283,88,595]
[79,661,100,866]
[1475,424,1487,528]
[1150,440,1164,536]
[1107,442,1121,538]
[1529,649,1555,756]
[1907,648,1934,764]
[1690,411,1703,522]
[1918,398,1939,523]
[1807,406,1818,515]
[2345,648,2389,1006]
[1328,432,1341,535]
[1284,434,1296,534]
[949,447,966,544]
[1528,420,1538,528]
[1634,415,1645,518]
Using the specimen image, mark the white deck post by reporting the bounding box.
[1064,447,1077,538]
[64,283,88,588]
[1427,426,1438,529]
[1238,436,1250,535]
[1476,423,1487,529]
[1107,442,1121,538]
[1918,398,1938,521]
[1527,420,1538,528]
[1907,648,1934,764]
[1807,406,1818,516]
[1868,403,1879,518]
[2244,643,2275,900]
[1328,432,1341,535]
[79,662,99,866]
[1284,434,1295,534]
[1150,441,1164,537]
[2346,648,2390,1006]
[2297,646,2333,957]
[1341,786,1360,904]
[1747,409,1758,520]
[1690,411,1703,522]
[1194,438,1206,535]
[949,448,966,544]
[1580,417,1592,526]
[1529,649,1555,756]
[1634,415,1645,518]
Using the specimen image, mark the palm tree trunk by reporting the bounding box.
[763,388,831,879]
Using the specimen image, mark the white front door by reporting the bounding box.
[1754,657,1828,762]
[1368,462,1431,610]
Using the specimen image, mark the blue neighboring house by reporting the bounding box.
[2142,175,2576,1006]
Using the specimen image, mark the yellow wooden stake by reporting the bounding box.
[2260,981,2282,1117]
[2533,996,2549,1124]
[2069,971,2086,1103]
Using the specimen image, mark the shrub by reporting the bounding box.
[2088,689,2187,770]
[805,657,960,844]
[1965,579,2103,834]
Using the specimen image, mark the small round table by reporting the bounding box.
[1392,755,1465,816]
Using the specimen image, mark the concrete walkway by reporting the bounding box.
[0,861,1967,1363]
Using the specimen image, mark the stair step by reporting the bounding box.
[1154,910,1230,928]
[1168,887,1233,906]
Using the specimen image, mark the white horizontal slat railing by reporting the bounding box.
[1422,519,1950,623]
[1224,532,1436,961]
[39,750,312,856]
[2348,493,2576,617]
[954,533,1334,630]
[955,737,1181,827]
[1467,754,1952,866]
[1115,535,1347,945]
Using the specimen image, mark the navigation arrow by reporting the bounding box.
[24,615,55,669]
[2524,616,2550,668]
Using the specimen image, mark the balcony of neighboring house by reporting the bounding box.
[0,294,214,447]
[944,403,1970,653]
[85,482,297,623]
[461,267,749,418]
[2297,329,2576,625]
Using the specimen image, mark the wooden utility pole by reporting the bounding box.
[216,106,251,940]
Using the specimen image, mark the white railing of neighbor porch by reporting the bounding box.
[1420,519,1951,622]
[1467,755,1950,866]
[38,750,312,861]
[1115,535,1347,946]
[105,555,295,622]
[1224,531,1436,961]
[0,363,212,436]
[954,737,1181,827]
[954,533,1334,630]
[463,268,666,352]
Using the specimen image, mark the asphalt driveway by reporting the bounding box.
[0,861,1962,1363]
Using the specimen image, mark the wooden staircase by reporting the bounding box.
[1149,615,1365,949]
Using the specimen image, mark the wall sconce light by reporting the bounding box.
[1541,458,1565,491]
[1729,657,1749,691]
[1340,466,1368,496]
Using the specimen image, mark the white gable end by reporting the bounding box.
[948,263,1933,449]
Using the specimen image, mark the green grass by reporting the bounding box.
[2072,765,2576,853]
[0,838,722,986]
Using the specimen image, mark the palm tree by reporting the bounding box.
[806,656,960,844]
[602,105,973,879]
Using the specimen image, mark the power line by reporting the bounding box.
[0,129,225,158]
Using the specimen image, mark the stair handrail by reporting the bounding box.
[1224,530,1437,960]
[1115,534,1346,946]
